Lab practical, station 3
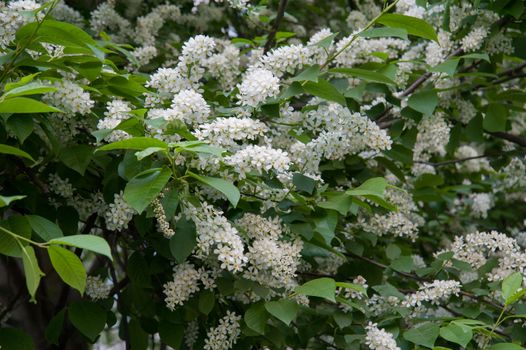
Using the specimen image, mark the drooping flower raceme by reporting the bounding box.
[236,68,280,107]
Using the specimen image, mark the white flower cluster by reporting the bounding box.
[255,45,311,78]
[135,4,181,45]
[203,311,241,350]
[163,263,202,310]
[130,45,158,68]
[169,89,210,126]
[184,320,199,349]
[97,100,133,142]
[365,322,400,350]
[43,80,94,116]
[152,197,175,238]
[90,1,131,42]
[48,173,74,198]
[194,117,267,149]
[185,203,247,272]
[413,114,450,161]
[85,276,111,301]
[445,231,526,282]
[402,280,461,308]
[236,213,284,240]
[0,0,40,49]
[335,36,408,67]
[454,145,491,173]
[226,145,290,179]
[147,35,216,96]
[236,68,280,107]
[469,193,493,219]
[104,191,135,231]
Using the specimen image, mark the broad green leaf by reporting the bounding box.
[48,245,86,294]
[359,27,408,40]
[502,272,523,305]
[0,226,23,257]
[124,167,172,213]
[390,255,414,273]
[45,309,65,346]
[292,173,317,194]
[158,322,184,349]
[198,290,215,315]
[17,19,97,50]
[483,103,508,132]
[0,328,35,350]
[430,58,460,76]
[244,303,268,334]
[172,141,225,157]
[312,32,338,48]
[303,79,346,105]
[264,299,300,326]
[335,282,368,296]
[135,147,166,160]
[169,218,197,263]
[68,301,107,341]
[2,82,56,98]
[7,114,33,143]
[440,322,473,348]
[188,172,240,207]
[377,13,438,42]
[59,145,93,175]
[96,137,168,152]
[21,245,43,302]
[346,177,389,198]
[461,53,490,62]
[318,192,353,215]
[49,235,112,260]
[487,344,526,350]
[0,194,25,207]
[26,215,63,241]
[0,97,60,113]
[290,65,320,83]
[408,90,438,116]
[330,68,396,85]
[295,278,336,302]
[403,323,440,349]
[0,144,35,162]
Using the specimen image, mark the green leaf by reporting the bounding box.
[187,172,240,207]
[483,103,508,132]
[312,32,338,48]
[0,144,35,162]
[502,272,523,305]
[169,218,197,263]
[21,245,43,302]
[403,323,440,349]
[172,141,225,157]
[124,167,172,213]
[487,344,526,350]
[0,97,60,113]
[330,68,396,85]
[7,114,33,143]
[17,19,98,50]
[135,147,166,160]
[290,65,320,83]
[59,145,93,175]
[429,58,460,76]
[244,303,268,334]
[45,309,65,346]
[198,290,215,315]
[0,226,23,257]
[358,27,408,40]
[48,245,86,294]
[390,255,414,273]
[264,299,300,326]
[377,13,438,42]
[0,328,35,350]
[48,235,112,260]
[303,79,346,105]
[158,322,184,349]
[336,282,368,296]
[461,53,490,62]
[408,90,438,116]
[346,177,389,198]
[0,194,25,208]
[26,215,63,241]
[96,137,168,152]
[295,278,336,302]
[440,322,473,348]
[292,173,317,194]
[318,192,353,215]
[68,301,107,341]
[2,82,56,98]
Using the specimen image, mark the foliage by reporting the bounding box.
[1,0,526,349]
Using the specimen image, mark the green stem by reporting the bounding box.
[0,226,47,248]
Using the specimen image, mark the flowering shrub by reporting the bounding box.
[1,0,526,349]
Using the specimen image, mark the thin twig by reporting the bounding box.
[263,0,289,53]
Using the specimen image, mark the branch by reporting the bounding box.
[488,131,526,148]
[414,154,491,167]
[263,0,289,53]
